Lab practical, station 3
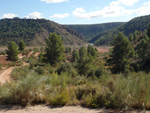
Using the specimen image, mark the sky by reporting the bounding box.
[0,0,150,24]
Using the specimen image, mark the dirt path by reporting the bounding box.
[0,67,14,85]
[0,105,148,113]
[0,61,29,85]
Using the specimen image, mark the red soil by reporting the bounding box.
[0,55,11,64]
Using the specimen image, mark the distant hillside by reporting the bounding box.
[0,18,86,46]
[65,22,124,40]
[90,15,150,45]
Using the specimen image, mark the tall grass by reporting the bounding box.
[1,67,150,110]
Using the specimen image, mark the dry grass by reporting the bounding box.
[95,46,112,53]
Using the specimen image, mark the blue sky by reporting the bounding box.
[0,0,150,24]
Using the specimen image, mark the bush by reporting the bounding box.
[95,68,103,77]
[35,66,45,75]
[0,51,6,55]
[0,72,48,105]
[48,89,70,106]
[11,66,30,80]
[57,62,77,76]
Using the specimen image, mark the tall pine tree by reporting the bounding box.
[109,32,135,73]
[6,41,19,61]
[45,33,65,65]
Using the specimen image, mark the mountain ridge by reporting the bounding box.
[65,22,125,40]
[90,14,150,45]
[0,18,86,46]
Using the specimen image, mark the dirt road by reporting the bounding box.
[0,105,148,113]
[0,67,14,85]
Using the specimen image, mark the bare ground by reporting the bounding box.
[0,67,14,85]
[0,105,149,113]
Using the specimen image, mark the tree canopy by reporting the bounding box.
[45,33,65,65]
[109,32,135,73]
[6,41,19,61]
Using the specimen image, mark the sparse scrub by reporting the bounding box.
[57,62,77,76]
[1,69,150,110]
[11,66,30,80]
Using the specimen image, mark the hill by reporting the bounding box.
[65,22,124,40]
[0,18,86,46]
[90,15,150,45]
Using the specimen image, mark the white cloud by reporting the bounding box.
[72,0,140,19]
[51,13,69,18]
[1,13,17,19]
[136,1,150,16]
[72,6,131,19]
[41,0,69,3]
[111,0,139,6]
[25,12,43,19]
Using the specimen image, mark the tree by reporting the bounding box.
[71,50,79,62]
[77,47,92,75]
[6,41,19,61]
[129,33,134,42]
[147,24,150,37]
[18,40,25,51]
[87,45,97,59]
[136,38,150,71]
[65,47,71,53]
[109,32,135,73]
[45,33,65,65]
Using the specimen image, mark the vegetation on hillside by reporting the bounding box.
[66,22,124,40]
[0,18,86,46]
[90,15,150,45]
[1,21,150,111]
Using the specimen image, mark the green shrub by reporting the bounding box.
[0,72,47,105]
[57,62,77,76]
[95,68,103,77]
[0,51,6,55]
[29,57,38,69]
[48,89,70,106]
[35,66,45,75]
[11,66,30,80]
[22,57,30,63]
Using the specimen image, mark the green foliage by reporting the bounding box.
[29,57,38,69]
[92,15,150,45]
[18,40,25,51]
[109,32,135,73]
[35,66,45,75]
[48,89,70,106]
[0,19,85,46]
[57,62,77,76]
[87,45,97,59]
[6,41,19,61]
[66,22,124,40]
[129,33,134,42]
[147,24,150,37]
[71,50,79,62]
[11,66,30,80]
[2,64,150,110]
[136,38,150,71]
[65,47,71,53]
[77,47,93,75]
[38,52,44,63]
[45,33,65,65]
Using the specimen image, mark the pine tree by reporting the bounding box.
[6,41,19,61]
[110,32,135,73]
[71,50,79,62]
[87,45,97,59]
[18,40,25,51]
[77,47,92,75]
[45,33,65,65]
[147,24,150,37]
